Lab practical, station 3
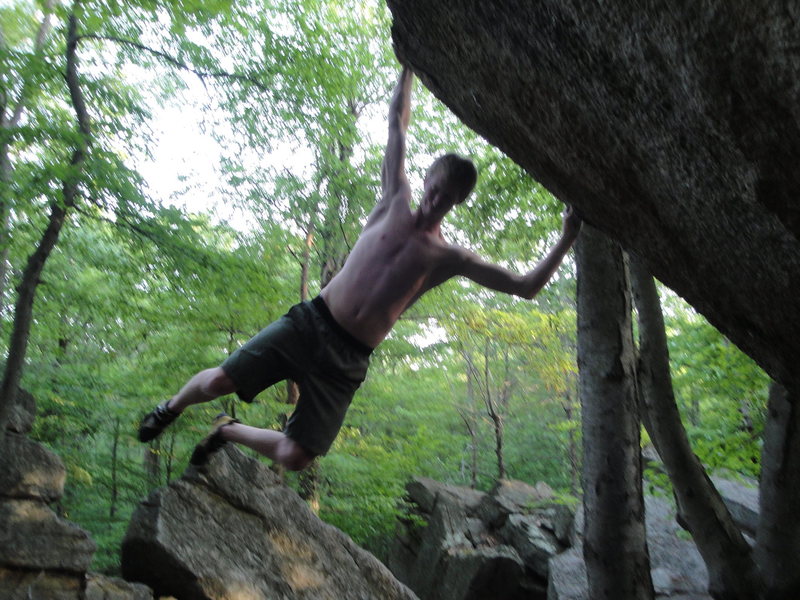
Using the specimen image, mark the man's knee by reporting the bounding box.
[279,438,314,472]
[204,367,236,397]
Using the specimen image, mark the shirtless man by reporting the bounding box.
[137,66,582,471]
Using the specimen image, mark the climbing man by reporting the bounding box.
[137,65,582,471]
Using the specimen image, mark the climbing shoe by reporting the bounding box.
[137,401,180,442]
[189,413,239,466]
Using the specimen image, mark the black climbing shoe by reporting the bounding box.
[189,413,239,466]
[137,401,180,442]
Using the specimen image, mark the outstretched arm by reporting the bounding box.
[456,206,582,299]
[367,67,414,224]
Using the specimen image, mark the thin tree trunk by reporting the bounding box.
[0,143,11,305]
[144,440,161,489]
[286,224,313,406]
[110,416,119,518]
[0,9,89,439]
[576,225,653,600]
[489,407,505,480]
[483,341,506,480]
[165,430,176,483]
[756,381,800,599]
[562,388,580,495]
[0,1,55,305]
[299,461,320,513]
[629,255,760,599]
[458,408,479,489]
[297,221,326,504]
[460,348,479,488]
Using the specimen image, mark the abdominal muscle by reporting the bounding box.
[319,220,452,348]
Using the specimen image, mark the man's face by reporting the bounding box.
[423,172,458,219]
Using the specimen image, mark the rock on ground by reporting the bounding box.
[548,495,711,600]
[389,477,572,600]
[122,444,417,600]
[0,389,154,600]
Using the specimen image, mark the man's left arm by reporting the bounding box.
[455,207,582,299]
[364,66,414,227]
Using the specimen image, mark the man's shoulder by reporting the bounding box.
[429,240,472,271]
[387,183,413,207]
[365,188,413,227]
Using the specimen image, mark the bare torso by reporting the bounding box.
[318,67,579,349]
[320,193,459,348]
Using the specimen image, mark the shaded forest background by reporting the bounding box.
[0,0,768,574]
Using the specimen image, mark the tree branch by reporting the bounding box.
[9,0,56,127]
[77,33,270,92]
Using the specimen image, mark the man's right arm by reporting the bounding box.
[454,207,583,299]
[367,67,414,226]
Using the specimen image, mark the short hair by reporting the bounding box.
[425,153,477,204]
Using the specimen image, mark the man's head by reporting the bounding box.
[423,153,477,209]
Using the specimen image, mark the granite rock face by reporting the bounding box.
[388,477,753,600]
[0,390,153,600]
[7,388,36,434]
[387,1,800,390]
[0,430,66,502]
[122,444,417,600]
[389,477,572,600]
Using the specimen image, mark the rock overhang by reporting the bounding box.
[387,0,800,389]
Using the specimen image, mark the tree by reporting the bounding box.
[1,0,283,434]
[576,225,653,600]
[756,382,800,598]
[0,0,56,304]
[629,255,759,599]
[0,5,90,438]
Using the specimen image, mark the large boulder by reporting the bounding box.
[0,431,66,502]
[0,499,95,573]
[122,444,417,600]
[710,475,759,537]
[0,390,153,600]
[84,575,153,600]
[387,1,800,391]
[389,477,572,600]
[0,567,84,600]
[0,570,150,600]
[7,388,36,434]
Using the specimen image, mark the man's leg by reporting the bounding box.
[220,423,314,471]
[139,367,236,442]
[167,367,236,413]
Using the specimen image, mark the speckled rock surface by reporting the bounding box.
[388,1,800,389]
[122,445,417,600]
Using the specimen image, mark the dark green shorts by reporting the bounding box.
[220,296,371,456]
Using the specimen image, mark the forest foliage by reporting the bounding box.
[1,0,769,571]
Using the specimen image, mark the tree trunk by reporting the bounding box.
[286,225,313,406]
[0,1,55,305]
[0,10,90,439]
[628,255,760,599]
[489,407,505,480]
[562,388,580,495]
[298,461,320,513]
[576,225,654,600]
[459,409,479,489]
[144,440,161,489]
[165,431,176,483]
[483,343,507,481]
[756,382,800,599]
[460,350,480,488]
[0,142,11,305]
[110,416,119,518]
